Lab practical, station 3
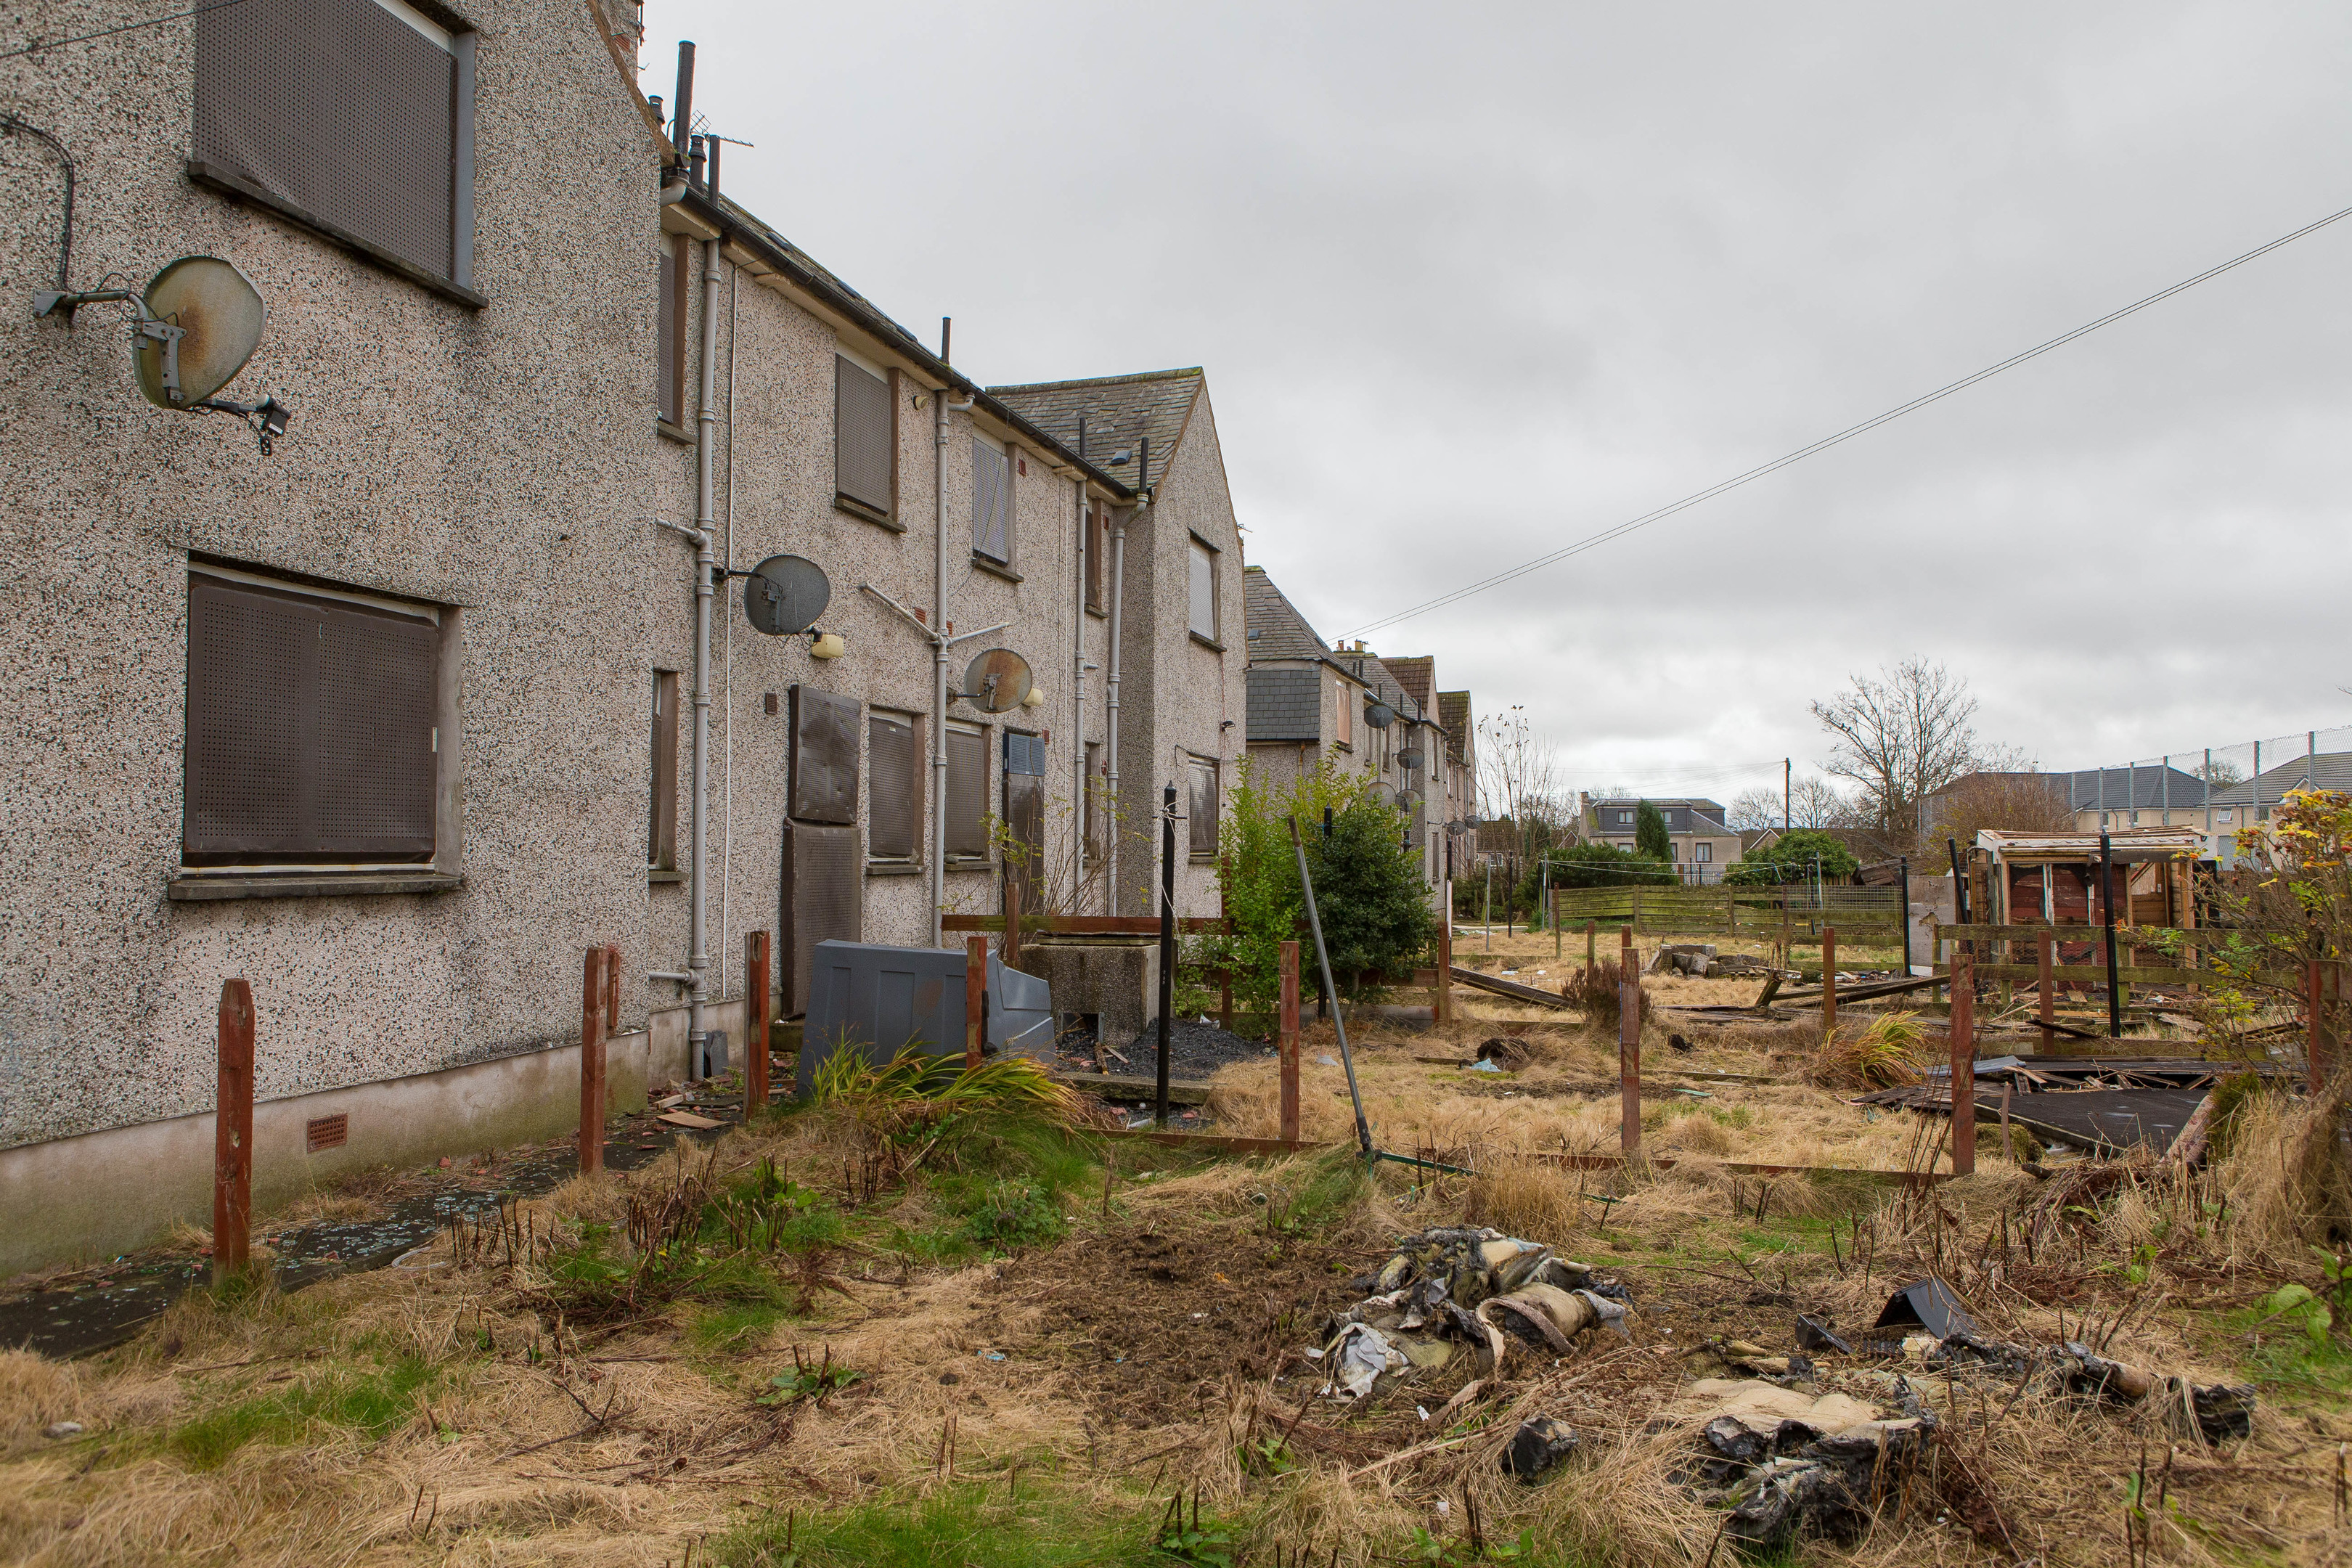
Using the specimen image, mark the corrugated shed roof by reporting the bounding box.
[1243,567,1333,662]
[1437,692,1472,764]
[1246,667,1321,743]
[988,367,1204,492]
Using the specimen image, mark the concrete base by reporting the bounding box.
[1024,935,1160,1043]
[0,995,749,1281]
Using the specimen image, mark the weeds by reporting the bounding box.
[1810,1010,1928,1089]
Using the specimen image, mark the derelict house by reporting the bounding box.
[0,0,1245,1275]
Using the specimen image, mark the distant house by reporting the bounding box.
[2202,750,2352,862]
[1921,767,2210,848]
[1577,793,1741,883]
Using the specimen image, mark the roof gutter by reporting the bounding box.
[670,187,1135,502]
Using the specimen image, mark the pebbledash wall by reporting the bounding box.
[0,0,664,1273]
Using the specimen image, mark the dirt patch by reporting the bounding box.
[1058,1018,1278,1081]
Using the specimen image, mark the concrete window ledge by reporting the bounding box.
[970,555,1023,584]
[864,861,924,875]
[649,869,687,884]
[166,872,465,901]
[1190,632,1227,653]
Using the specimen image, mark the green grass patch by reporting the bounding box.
[690,1301,799,1351]
[168,1354,438,1469]
[710,1484,1167,1568]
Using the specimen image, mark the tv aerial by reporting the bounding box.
[35,256,291,452]
[740,554,830,637]
[955,648,1032,712]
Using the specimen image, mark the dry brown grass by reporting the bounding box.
[2212,1069,2352,1262]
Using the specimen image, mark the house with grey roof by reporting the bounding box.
[2202,749,2352,862]
[1579,794,1744,883]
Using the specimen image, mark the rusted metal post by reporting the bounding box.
[1435,915,1453,1025]
[1278,940,1301,1143]
[603,942,620,1033]
[745,930,771,1113]
[2309,958,2339,1093]
[578,946,606,1177]
[1620,926,1641,1161]
[965,934,987,1071]
[1951,952,1976,1175]
[2038,927,2056,1053]
[213,978,254,1278]
[1999,1079,2013,1163]
[1821,926,1837,1040]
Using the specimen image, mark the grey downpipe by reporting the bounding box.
[687,236,720,1061]
[1103,506,1128,914]
[1071,474,1086,906]
[931,385,976,946]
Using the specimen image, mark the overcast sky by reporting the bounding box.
[645,2,2352,807]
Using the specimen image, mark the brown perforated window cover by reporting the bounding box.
[195,0,461,283]
[649,671,679,868]
[835,356,894,516]
[971,439,1010,562]
[1082,501,1105,610]
[1188,755,1220,857]
[945,728,988,857]
[867,712,918,861]
[789,685,858,825]
[185,574,437,860]
[779,820,862,1016]
[658,242,684,425]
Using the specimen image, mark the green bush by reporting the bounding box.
[1723,828,1861,886]
[1542,841,1676,889]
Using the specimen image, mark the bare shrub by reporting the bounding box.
[1809,1010,1929,1090]
[1561,958,1648,1029]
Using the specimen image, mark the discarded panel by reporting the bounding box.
[796,939,1057,1094]
[788,685,858,825]
[780,819,862,1016]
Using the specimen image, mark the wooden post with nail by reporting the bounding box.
[965,934,987,1070]
[578,946,607,1177]
[1278,939,1302,1144]
[1821,926,1837,1040]
[1620,926,1641,1161]
[1434,912,1453,1025]
[1951,951,1976,1176]
[746,931,772,1112]
[2310,958,2340,1093]
[214,978,254,1278]
[2038,927,2055,1053]
[603,942,620,1034]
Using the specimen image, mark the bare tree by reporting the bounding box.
[1917,769,2073,850]
[2197,758,2247,788]
[1476,707,1570,862]
[1728,775,1855,831]
[1810,660,1984,838]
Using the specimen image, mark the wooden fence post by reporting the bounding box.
[603,942,620,1033]
[1951,952,1976,1176]
[746,931,771,1113]
[1620,926,1641,1161]
[1585,919,1596,974]
[1279,940,1302,1143]
[2310,958,2340,1093]
[214,978,254,1278]
[1821,926,1837,1040]
[2038,928,2055,1054]
[1553,891,1562,960]
[965,934,987,1070]
[1630,886,1641,934]
[578,946,606,1177]
[1435,915,1453,1025]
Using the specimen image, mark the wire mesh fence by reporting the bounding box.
[2016,719,2352,864]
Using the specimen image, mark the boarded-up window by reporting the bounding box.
[1004,732,1045,912]
[945,725,989,857]
[194,0,471,289]
[1334,679,1352,746]
[788,685,858,825]
[867,711,922,862]
[1083,740,1103,859]
[1083,500,1106,611]
[835,355,894,518]
[779,820,861,1016]
[1187,754,1219,859]
[184,571,438,862]
[1188,537,1217,640]
[658,238,686,426]
[649,669,679,870]
[971,438,1010,563]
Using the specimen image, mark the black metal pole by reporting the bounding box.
[2101,830,2122,1040]
[1898,855,1913,975]
[1156,783,1176,1127]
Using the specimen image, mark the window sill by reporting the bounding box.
[864,861,924,875]
[1188,854,1219,865]
[836,494,902,532]
[168,870,464,902]
[186,160,486,309]
[1085,603,1107,618]
[658,418,693,445]
[970,555,1022,584]
[944,855,994,869]
[649,869,687,884]
[1189,632,1226,653]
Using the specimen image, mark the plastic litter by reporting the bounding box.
[1323,1322,1410,1400]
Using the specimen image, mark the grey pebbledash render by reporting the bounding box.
[0,0,1244,1275]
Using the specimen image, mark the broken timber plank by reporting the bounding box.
[1447,965,1573,1010]
[1776,973,1945,1008]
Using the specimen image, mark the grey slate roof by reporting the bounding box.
[1590,799,1731,835]
[1246,667,1321,743]
[1932,768,2211,811]
[1338,653,1419,722]
[2205,751,2352,807]
[1242,566,1334,663]
[988,367,1204,492]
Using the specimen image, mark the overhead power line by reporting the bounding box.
[1342,197,2352,640]
[2,0,248,62]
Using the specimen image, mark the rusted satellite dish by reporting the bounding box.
[133,256,266,410]
[960,648,1032,713]
[744,554,830,636]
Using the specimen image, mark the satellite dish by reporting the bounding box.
[1365,701,1396,730]
[1368,781,1397,809]
[960,648,1032,712]
[1397,748,1426,769]
[743,554,830,636]
[134,256,265,410]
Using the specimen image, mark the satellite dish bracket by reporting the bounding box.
[33,266,290,454]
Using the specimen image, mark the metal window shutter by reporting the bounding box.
[788,685,858,825]
[946,728,988,856]
[867,714,915,859]
[971,440,1008,560]
[195,0,458,282]
[316,602,437,854]
[657,248,679,424]
[778,820,862,1017]
[1189,760,1217,856]
[834,356,892,514]
[184,576,317,854]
